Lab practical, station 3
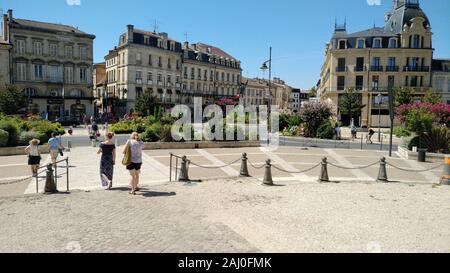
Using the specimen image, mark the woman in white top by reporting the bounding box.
[25,139,41,177]
[124,132,144,195]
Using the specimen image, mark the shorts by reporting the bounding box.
[50,151,59,160]
[28,155,41,165]
[126,162,142,171]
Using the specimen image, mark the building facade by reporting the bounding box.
[92,62,106,115]
[290,89,309,113]
[1,10,95,120]
[102,25,242,115]
[432,59,450,104]
[241,77,268,107]
[317,0,433,127]
[272,77,293,111]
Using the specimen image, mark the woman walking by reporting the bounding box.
[25,139,41,177]
[97,132,116,190]
[123,132,144,195]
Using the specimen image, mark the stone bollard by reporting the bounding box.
[262,159,274,186]
[440,157,450,185]
[377,157,388,182]
[319,157,329,182]
[44,164,58,194]
[240,153,250,177]
[178,156,190,182]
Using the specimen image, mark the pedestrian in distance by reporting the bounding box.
[351,124,358,141]
[97,132,116,190]
[334,122,342,140]
[25,139,41,177]
[368,128,375,144]
[123,132,144,195]
[48,132,64,167]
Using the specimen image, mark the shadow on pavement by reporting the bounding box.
[109,187,176,198]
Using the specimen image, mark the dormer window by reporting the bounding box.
[389,38,397,48]
[357,39,365,49]
[144,36,150,45]
[338,40,347,49]
[373,38,382,48]
[411,35,420,48]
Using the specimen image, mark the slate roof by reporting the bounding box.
[10,18,95,38]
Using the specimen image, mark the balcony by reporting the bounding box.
[370,66,384,72]
[46,77,64,84]
[136,79,143,85]
[403,66,430,72]
[335,66,347,72]
[354,66,366,72]
[385,66,399,72]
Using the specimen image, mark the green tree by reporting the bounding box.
[135,88,158,117]
[308,87,317,98]
[394,87,414,106]
[0,85,27,115]
[339,88,365,122]
[423,88,442,104]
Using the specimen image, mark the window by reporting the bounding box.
[170,42,175,51]
[411,35,420,48]
[371,76,379,91]
[337,58,346,72]
[33,41,43,56]
[357,39,365,49]
[388,76,395,91]
[65,66,73,83]
[147,72,153,84]
[168,58,172,69]
[80,47,87,60]
[148,55,152,66]
[65,45,73,58]
[24,88,37,97]
[373,38,382,49]
[16,63,27,81]
[136,53,141,65]
[198,68,201,80]
[355,76,364,90]
[388,57,396,67]
[48,65,60,82]
[16,39,26,54]
[410,76,418,87]
[356,57,365,71]
[79,67,87,83]
[158,56,162,67]
[33,64,43,80]
[191,68,195,80]
[144,36,150,45]
[135,71,142,83]
[167,75,172,84]
[183,67,188,79]
[338,40,346,49]
[221,72,225,81]
[227,73,230,82]
[49,43,58,57]
[447,79,450,92]
[389,39,397,48]
[337,76,345,90]
[372,57,381,67]
[204,70,207,81]
[176,60,180,70]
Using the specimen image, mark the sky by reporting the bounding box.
[2,0,450,89]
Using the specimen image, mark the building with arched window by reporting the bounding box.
[317,0,436,128]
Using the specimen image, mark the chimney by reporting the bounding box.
[7,9,13,21]
[126,25,134,43]
[2,14,8,43]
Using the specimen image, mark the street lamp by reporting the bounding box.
[376,93,382,143]
[260,47,272,145]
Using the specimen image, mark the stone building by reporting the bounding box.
[272,77,293,111]
[181,42,242,107]
[241,77,268,107]
[1,10,95,120]
[317,0,434,127]
[431,59,450,104]
[92,62,106,115]
[290,89,309,113]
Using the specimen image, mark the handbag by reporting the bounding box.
[122,144,132,166]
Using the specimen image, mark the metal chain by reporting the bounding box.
[386,162,444,173]
[188,158,242,169]
[271,163,321,174]
[247,160,266,170]
[328,161,380,170]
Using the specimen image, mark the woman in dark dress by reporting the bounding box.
[97,132,116,190]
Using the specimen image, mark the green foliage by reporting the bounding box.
[421,126,450,153]
[339,88,365,120]
[26,118,65,140]
[423,89,442,105]
[159,125,174,142]
[405,108,434,134]
[141,126,161,143]
[0,120,19,146]
[408,136,428,151]
[393,127,412,138]
[299,102,334,138]
[135,89,159,116]
[0,129,9,147]
[308,87,317,98]
[316,122,335,139]
[18,131,46,146]
[394,87,414,106]
[0,85,27,115]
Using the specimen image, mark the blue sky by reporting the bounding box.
[2,0,450,89]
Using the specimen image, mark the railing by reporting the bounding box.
[354,66,366,72]
[403,66,430,72]
[336,66,347,72]
[385,66,399,72]
[370,66,384,72]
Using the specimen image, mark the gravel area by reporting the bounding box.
[0,178,449,253]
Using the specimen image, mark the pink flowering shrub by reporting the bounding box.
[396,102,450,127]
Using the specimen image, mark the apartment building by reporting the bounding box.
[1,10,95,120]
[92,62,106,115]
[241,77,268,107]
[317,0,433,127]
[272,77,293,110]
[432,59,450,104]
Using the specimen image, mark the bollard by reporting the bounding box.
[240,153,250,177]
[91,139,97,148]
[44,164,58,194]
[262,159,274,186]
[319,157,329,182]
[377,157,388,182]
[178,156,190,182]
[440,157,450,185]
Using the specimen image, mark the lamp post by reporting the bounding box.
[260,47,272,145]
[376,93,382,143]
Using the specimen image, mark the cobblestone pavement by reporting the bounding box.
[0,178,449,253]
